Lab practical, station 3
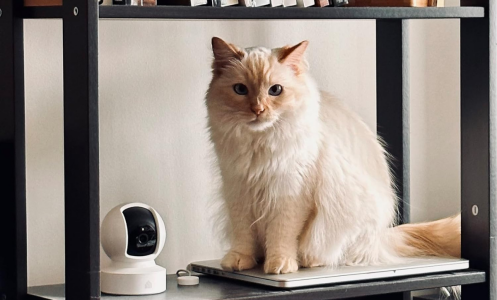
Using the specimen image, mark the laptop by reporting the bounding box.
[189,257,469,288]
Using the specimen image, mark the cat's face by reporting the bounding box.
[206,37,310,132]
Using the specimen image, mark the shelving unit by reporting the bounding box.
[0,1,494,300]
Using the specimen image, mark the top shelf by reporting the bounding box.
[23,5,485,20]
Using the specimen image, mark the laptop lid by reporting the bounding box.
[189,257,469,288]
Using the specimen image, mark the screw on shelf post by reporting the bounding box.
[472,205,479,216]
[73,7,78,16]
[0,8,2,17]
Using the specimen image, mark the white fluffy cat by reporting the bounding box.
[205,37,460,275]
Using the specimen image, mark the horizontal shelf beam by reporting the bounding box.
[99,6,485,19]
[23,5,62,18]
[28,270,485,300]
[22,6,484,20]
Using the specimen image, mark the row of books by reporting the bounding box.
[104,0,348,7]
[24,0,443,7]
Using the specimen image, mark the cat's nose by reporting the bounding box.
[251,105,265,116]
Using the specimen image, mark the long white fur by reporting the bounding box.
[206,39,441,274]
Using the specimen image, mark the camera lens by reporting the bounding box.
[123,207,158,256]
[137,233,149,244]
[135,225,156,250]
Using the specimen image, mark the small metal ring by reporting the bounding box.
[176,269,191,277]
[73,7,79,16]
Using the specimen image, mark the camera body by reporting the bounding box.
[101,203,166,295]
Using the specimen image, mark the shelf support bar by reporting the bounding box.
[0,0,26,299]
[376,19,410,300]
[460,0,495,299]
[376,19,411,226]
[62,0,100,299]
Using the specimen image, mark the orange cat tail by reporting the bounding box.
[392,214,461,258]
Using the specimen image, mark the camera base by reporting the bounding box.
[102,263,166,295]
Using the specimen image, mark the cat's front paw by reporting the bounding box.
[300,255,325,268]
[221,251,257,271]
[264,256,299,274]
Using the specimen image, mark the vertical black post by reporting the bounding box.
[63,0,100,299]
[460,1,495,299]
[376,19,410,226]
[0,0,26,299]
[376,19,410,300]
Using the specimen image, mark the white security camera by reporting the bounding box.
[101,203,166,295]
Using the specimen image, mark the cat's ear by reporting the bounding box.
[278,41,309,75]
[211,37,244,72]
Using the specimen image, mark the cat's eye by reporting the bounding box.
[268,84,283,96]
[233,83,248,95]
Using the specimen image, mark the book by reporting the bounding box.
[314,0,329,7]
[212,0,238,6]
[270,0,284,7]
[283,0,297,6]
[113,0,130,5]
[296,0,314,7]
[112,0,156,5]
[332,0,348,6]
[158,0,207,6]
[345,0,439,6]
[238,0,270,6]
[24,0,62,6]
[133,0,156,5]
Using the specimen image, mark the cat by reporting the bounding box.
[205,37,460,275]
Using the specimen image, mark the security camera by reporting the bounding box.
[101,203,166,295]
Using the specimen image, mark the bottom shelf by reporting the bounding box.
[28,270,485,300]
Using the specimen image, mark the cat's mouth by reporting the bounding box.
[246,117,274,131]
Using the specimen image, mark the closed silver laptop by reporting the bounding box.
[189,257,469,288]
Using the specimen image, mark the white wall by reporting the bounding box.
[25,1,460,286]
[409,15,461,222]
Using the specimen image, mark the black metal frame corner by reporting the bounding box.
[0,0,27,299]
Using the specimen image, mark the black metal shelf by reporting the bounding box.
[23,6,62,19]
[22,5,485,20]
[3,0,495,299]
[27,271,486,300]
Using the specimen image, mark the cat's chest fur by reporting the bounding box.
[216,123,320,199]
